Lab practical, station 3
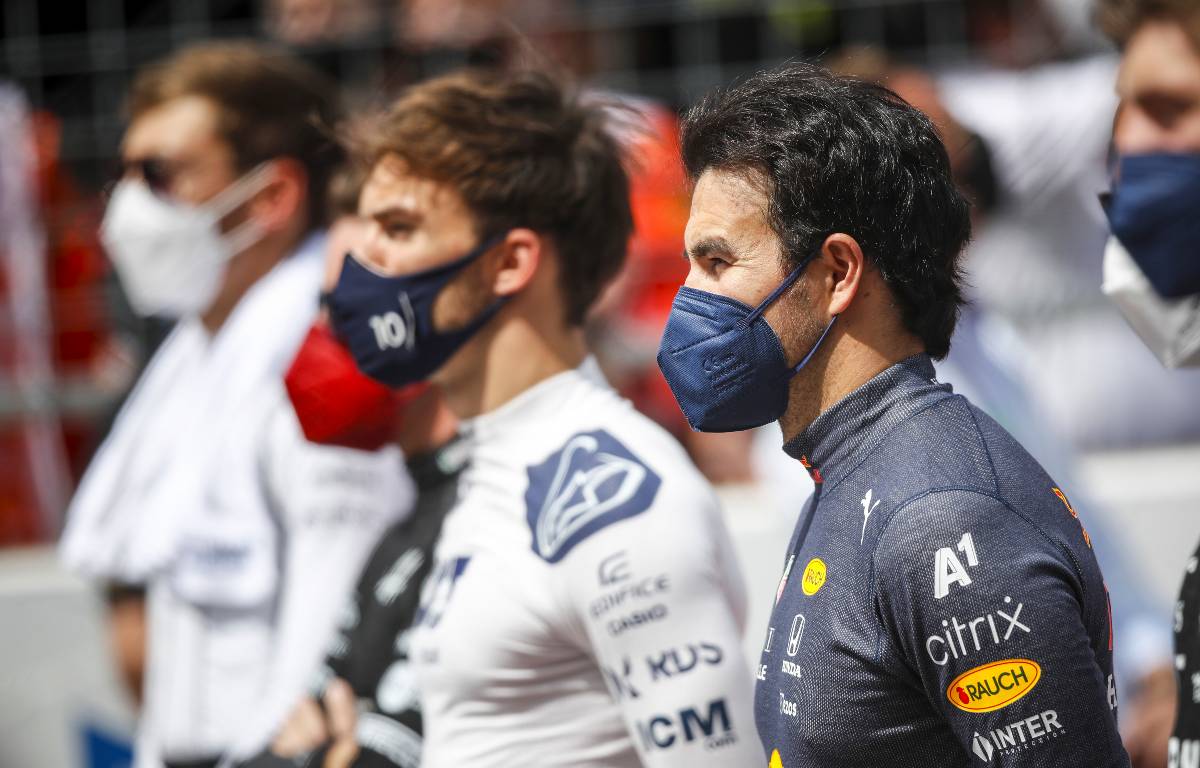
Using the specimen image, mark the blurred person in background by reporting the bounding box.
[58,42,411,768]
[250,380,463,768]
[661,61,1128,766]
[933,0,1200,450]
[323,67,758,766]
[1095,2,1200,767]
[242,204,458,768]
[256,387,462,768]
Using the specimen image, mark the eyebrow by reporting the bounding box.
[364,204,423,224]
[685,236,737,262]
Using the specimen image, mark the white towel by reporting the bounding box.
[60,234,326,591]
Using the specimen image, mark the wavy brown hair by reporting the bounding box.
[356,68,634,326]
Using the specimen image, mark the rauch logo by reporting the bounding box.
[946,658,1041,713]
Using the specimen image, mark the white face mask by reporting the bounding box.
[1102,235,1200,368]
[101,164,273,317]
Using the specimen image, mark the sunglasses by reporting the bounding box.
[110,156,180,197]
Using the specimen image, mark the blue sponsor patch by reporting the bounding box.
[525,430,661,563]
[413,556,469,628]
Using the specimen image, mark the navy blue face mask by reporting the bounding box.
[1104,153,1200,299]
[656,254,837,433]
[326,234,508,388]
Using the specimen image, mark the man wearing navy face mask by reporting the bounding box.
[324,68,757,766]
[1097,2,1200,765]
[657,62,1130,766]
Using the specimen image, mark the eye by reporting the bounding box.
[705,254,730,273]
[1143,93,1193,129]
[383,221,413,239]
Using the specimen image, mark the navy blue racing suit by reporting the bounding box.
[756,355,1129,767]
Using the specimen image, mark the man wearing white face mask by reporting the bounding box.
[59,43,410,768]
[1095,3,1200,767]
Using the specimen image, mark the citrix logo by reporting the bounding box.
[926,596,1030,666]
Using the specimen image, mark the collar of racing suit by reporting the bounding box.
[783,353,953,491]
[459,356,607,444]
[406,433,470,493]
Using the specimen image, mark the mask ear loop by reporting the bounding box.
[743,258,812,326]
[790,315,838,375]
[202,163,277,261]
[733,246,839,374]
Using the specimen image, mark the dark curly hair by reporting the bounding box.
[681,61,971,359]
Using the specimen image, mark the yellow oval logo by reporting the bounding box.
[947,659,1041,713]
[801,558,826,595]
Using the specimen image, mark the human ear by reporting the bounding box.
[817,233,865,316]
[491,227,542,297]
[247,158,307,233]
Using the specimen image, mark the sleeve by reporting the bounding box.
[227,403,414,760]
[872,489,1129,767]
[937,57,1117,205]
[553,478,762,767]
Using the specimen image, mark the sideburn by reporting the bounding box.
[431,250,500,334]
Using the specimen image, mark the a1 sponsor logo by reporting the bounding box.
[971,709,1065,762]
[934,532,980,599]
[925,595,1030,666]
[947,658,1041,713]
[636,699,738,752]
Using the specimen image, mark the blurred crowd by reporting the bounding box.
[0,1,1197,767]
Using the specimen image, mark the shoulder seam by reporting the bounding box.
[963,403,1001,497]
[868,486,1090,662]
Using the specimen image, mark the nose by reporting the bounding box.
[682,260,715,291]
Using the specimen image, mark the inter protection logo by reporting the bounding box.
[972,732,995,762]
[971,710,1065,762]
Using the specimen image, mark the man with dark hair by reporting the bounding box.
[656,62,1130,767]
[59,42,409,768]
[322,67,758,766]
[1095,2,1200,766]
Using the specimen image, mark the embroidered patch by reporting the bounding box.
[525,430,662,563]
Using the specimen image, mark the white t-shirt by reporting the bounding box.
[411,359,759,767]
